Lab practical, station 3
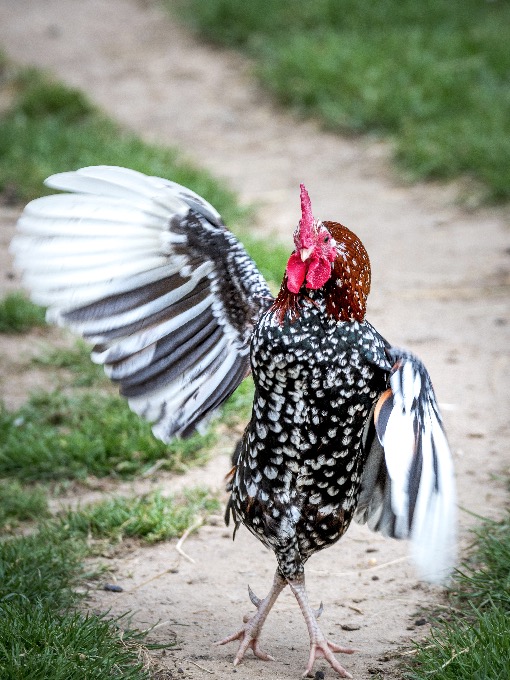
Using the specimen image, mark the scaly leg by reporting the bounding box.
[216,570,287,665]
[288,574,358,678]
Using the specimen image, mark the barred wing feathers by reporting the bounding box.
[356,348,456,584]
[11,166,272,440]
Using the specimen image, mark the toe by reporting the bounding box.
[302,641,354,678]
[328,640,359,655]
[253,640,275,662]
[216,630,243,646]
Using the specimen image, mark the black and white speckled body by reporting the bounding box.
[230,290,391,578]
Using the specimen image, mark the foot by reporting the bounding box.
[216,571,287,666]
[302,636,357,678]
[288,575,358,678]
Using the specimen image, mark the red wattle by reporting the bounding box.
[286,252,307,293]
[305,256,331,290]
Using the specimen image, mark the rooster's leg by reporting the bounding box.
[288,574,358,678]
[216,570,287,665]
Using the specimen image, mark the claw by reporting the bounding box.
[218,571,287,668]
[301,638,358,678]
[302,640,356,678]
[288,575,358,677]
[248,584,262,607]
[217,629,275,664]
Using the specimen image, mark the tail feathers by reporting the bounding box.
[357,349,457,584]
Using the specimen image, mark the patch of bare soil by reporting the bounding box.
[0,1,509,678]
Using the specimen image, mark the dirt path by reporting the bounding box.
[0,1,509,678]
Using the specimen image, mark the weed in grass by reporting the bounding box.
[0,292,46,333]
[0,479,49,530]
[0,391,213,482]
[175,0,510,201]
[60,487,221,544]
[32,339,108,388]
[0,483,214,679]
[0,501,185,679]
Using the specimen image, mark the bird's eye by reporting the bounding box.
[323,235,330,243]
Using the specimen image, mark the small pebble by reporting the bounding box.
[103,583,123,592]
[415,617,428,626]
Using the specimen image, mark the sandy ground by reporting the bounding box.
[0,1,509,678]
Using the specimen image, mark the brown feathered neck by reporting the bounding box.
[271,221,371,323]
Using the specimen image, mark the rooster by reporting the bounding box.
[11,166,456,678]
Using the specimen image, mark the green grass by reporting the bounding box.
[0,479,49,530]
[60,487,220,544]
[0,524,154,680]
[0,487,217,679]
[0,484,220,679]
[0,292,46,333]
[0,524,85,607]
[174,0,510,201]
[407,608,509,680]
[0,63,244,224]
[407,511,510,680]
[456,514,510,611]
[0,391,213,482]
[32,340,108,388]
[0,605,152,680]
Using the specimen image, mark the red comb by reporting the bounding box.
[299,184,314,247]
[300,184,313,226]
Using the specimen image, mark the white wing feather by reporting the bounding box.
[11,165,271,440]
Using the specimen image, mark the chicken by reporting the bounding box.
[11,166,456,678]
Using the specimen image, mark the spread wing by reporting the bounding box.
[11,166,272,440]
[355,348,456,583]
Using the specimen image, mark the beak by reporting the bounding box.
[300,246,314,262]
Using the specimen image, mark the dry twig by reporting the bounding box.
[175,516,203,564]
[184,658,215,674]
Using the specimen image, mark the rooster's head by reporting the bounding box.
[278,185,371,323]
[285,184,338,294]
